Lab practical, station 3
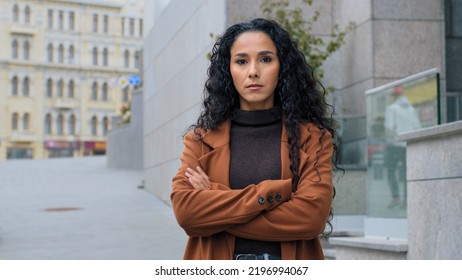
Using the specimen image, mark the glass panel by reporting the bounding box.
[334,115,367,216]
[366,70,440,218]
[451,0,462,37]
[446,94,459,122]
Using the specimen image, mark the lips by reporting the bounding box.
[246,83,263,89]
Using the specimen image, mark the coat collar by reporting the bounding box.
[200,117,313,149]
[201,119,231,149]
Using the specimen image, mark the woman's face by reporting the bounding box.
[230,31,280,111]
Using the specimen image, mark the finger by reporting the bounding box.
[186,167,209,189]
[189,166,208,184]
[187,172,208,190]
[188,175,205,189]
[186,167,198,176]
[185,171,202,189]
[196,166,210,184]
[186,169,202,182]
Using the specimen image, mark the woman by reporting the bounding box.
[171,18,339,260]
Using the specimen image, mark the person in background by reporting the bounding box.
[384,85,421,208]
[171,18,340,260]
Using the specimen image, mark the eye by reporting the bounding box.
[235,59,247,65]
[261,56,272,63]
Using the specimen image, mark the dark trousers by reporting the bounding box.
[385,145,407,199]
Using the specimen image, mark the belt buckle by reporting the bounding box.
[235,254,257,260]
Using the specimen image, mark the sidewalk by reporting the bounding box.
[0,156,187,260]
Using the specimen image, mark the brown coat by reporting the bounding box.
[171,119,334,259]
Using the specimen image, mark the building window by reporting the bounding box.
[139,19,143,37]
[121,17,124,35]
[58,44,64,63]
[57,114,64,135]
[48,9,53,28]
[23,77,30,97]
[124,50,129,68]
[129,18,135,36]
[103,15,108,33]
[59,10,64,30]
[92,82,98,100]
[45,114,52,134]
[122,86,129,103]
[135,50,141,69]
[103,117,109,135]
[68,80,74,98]
[57,79,64,97]
[102,83,108,101]
[47,43,53,62]
[25,6,31,24]
[12,113,19,130]
[12,76,18,96]
[103,48,108,66]
[13,4,19,23]
[23,41,30,60]
[69,11,75,30]
[23,113,30,130]
[93,14,98,32]
[92,47,98,65]
[91,116,98,136]
[69,114,76,135]
[69,45,74,64]
[47,78,53,98]
[12,40,18,59]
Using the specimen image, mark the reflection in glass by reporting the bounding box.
[366,70,440,218]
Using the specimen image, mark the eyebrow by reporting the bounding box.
[233,50,275,57]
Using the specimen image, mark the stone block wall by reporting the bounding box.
[400,121,462,259]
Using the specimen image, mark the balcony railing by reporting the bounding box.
[10,23,37,35]
[10,131,36,142]
[54,98,79,109]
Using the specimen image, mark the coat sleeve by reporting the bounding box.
[171,131,293,238]
[226,128,334,241]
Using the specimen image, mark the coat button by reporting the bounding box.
[275,194,282,202]
[267,196,274,203]
[258,197,265,204]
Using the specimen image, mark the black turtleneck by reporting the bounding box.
[229,106,282,255]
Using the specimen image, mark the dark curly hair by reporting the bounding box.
[189,18,340,235]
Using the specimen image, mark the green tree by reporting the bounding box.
[261,0,354,81]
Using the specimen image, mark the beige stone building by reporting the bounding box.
[0,0,143,159]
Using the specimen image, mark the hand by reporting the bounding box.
[185,166,210,190]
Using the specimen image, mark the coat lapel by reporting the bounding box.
[281,123,292,180]
[198,120,231,187]
[280,121,311,180]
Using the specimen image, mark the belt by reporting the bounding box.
[234,253,281,260]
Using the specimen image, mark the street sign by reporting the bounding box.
[129,74,140,86]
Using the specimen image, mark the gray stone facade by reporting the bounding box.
[400,121,462,259]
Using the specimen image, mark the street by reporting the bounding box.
[0,156,187,260]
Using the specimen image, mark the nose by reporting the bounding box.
[248,62,259,78]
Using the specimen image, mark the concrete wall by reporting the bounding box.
[143,0,226,203]
[400,121,462,259]
[106,89,143,170]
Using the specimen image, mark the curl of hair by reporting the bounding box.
[188,18,342,237]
